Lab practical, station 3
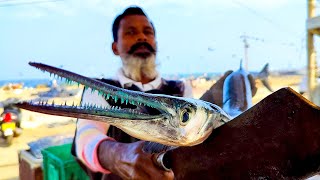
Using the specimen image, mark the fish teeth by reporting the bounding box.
[106,94,110,100]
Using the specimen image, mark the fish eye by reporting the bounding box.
[180,107,192,126]
[182,111,189,123]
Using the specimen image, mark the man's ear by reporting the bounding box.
[112,42,119,55]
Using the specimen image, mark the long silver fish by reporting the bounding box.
[222,61,255,118]
[16,62,230,147]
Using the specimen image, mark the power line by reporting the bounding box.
[0,0,63,7]
[232,0,276,26]
[230,0,301,39]
[0,0,24,2]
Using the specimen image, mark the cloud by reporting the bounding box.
[38,1,76,16]
[0,0,75,18]
[15,7,47,18]
[82,0,295,17]
[0,0,296,19]
[212,0,291,10]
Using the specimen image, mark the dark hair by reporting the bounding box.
[112,6,155,42]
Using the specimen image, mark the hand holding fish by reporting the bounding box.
[247,74,257,96]
[200,70,233,106]
[16,62,230,176]
[98,140,174,180]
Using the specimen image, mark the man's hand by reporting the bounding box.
[200,70,257,107]
[98,140,174,180]
[247,74,257,97]
[200,70,233,107]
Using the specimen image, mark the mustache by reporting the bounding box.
[128,42,156,54]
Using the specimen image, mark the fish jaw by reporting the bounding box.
[16,62,230,146]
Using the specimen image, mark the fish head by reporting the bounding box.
[131,96,230,146]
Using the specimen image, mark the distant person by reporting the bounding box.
[71,6,252,180]
[51,79,58,89]
[49,79,61,91]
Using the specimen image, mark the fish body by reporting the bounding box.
[222,61,271,118]
[223,65,253,118]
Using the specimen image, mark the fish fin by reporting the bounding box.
[257,63,273,92]
[142,141,176,154]
[261,79,273,92]
[258,63,270,79]
[248,74,257,96]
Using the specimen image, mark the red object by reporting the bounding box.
[3,113,12,122]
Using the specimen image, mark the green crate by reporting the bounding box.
[41,143,89,180]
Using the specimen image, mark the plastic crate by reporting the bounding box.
[41,143,89,180]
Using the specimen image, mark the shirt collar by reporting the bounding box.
[115,68,162,91]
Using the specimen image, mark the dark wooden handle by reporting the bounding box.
[152,152,171,171]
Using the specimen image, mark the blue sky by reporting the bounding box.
[0,0,311,80]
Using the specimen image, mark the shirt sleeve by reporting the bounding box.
[75,88,114,173]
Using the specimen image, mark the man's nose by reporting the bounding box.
[137,32,147,42]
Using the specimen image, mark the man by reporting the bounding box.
[72,6,192,180]
[72,6,253,180]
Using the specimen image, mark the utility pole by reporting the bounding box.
[240,34,249,71]
[240,34,264,71]
[307,0,318,102]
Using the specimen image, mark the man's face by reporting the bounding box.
[113,15,157,59]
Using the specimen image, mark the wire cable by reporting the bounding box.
[0,0,63,7]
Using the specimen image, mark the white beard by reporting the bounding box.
[121,54,158,82]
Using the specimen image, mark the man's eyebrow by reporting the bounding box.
[144,26,153,30]
[125,26,137,30]
[144,26,154,31]
[124,25,153,32]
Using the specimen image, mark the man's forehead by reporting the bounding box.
[119,15,153,29]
